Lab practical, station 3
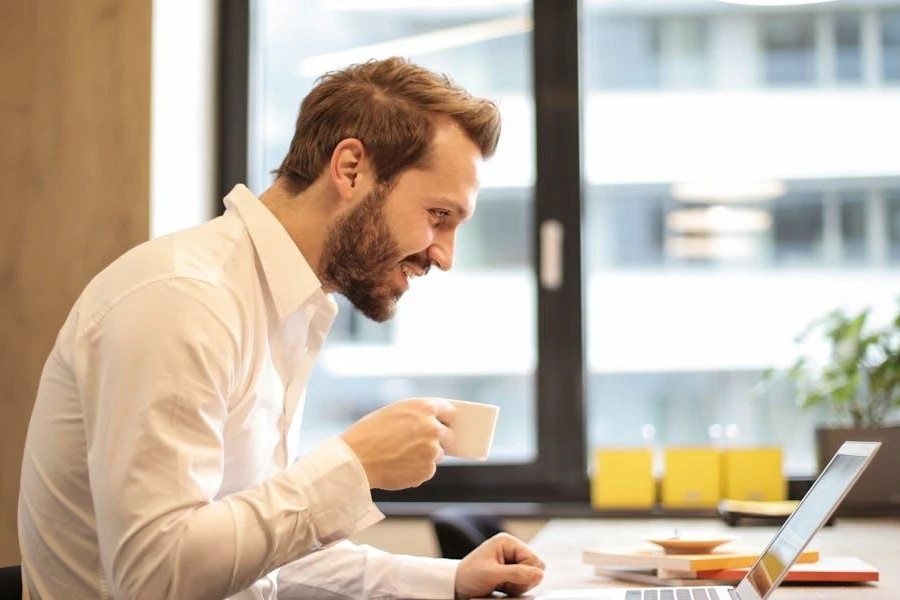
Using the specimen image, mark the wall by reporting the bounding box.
[0,0,152,564]
[151,0,217,238]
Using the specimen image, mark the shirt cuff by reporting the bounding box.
[393,555,460,600]
[290,436,385,548]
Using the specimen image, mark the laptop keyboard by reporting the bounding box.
[624,589,717,600]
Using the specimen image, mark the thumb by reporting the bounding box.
[493,565,544,596]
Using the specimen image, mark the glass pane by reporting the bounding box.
[583,1,900,477]
[889,190,900,261]
[249,0,536,463]
[884,10,900,81]
[835,12,862,82]
[762,14,817,85]
[589,16,662,89]
[665,18,710,88]
[772,192,823,265]
[840,191,867,263]
[586,186,666,268]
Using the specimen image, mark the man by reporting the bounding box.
[18,57,545,599]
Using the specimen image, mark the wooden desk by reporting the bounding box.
[525,517,900,599]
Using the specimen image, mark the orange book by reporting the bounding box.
[595,556,878,586]
[695,556,879,583]
[582,545,819,572]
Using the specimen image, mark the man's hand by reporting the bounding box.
[454,533,545,599]
[340,397,456,490]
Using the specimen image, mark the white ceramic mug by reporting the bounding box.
[435,398,500,461]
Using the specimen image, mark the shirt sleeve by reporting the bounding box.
[74,277,383,600]
[277,540,459,600]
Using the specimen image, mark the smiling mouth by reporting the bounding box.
[400,264,423,281]
[395,260,432,294]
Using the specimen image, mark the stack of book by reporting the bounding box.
[582,544,879,587]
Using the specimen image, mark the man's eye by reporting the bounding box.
[430,209,451,219]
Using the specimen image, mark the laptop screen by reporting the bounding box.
[737,442,879,599]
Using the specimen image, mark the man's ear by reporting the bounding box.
[330,138,369,200]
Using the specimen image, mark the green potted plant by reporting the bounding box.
[765,303,900,511]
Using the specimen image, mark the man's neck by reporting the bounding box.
[259,178,335,289]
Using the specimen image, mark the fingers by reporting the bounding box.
[489,535,545,596]
[428,397,456,427]
[433,438,446,464]
[436,419,455,452]
[425,398,456,456]
[518,552,545,570]
[455,534,546,600]
[492,533,546,570]
[493,565,544,597]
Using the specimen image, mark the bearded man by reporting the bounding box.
[18,57,544,600]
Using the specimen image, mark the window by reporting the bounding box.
[252,0,541,466]
[587,15,710,90]
[662,17,710,89]
[884,10,900,81]
[889,190,900,261]
[456,189,531,269]
[583,2,900,479]
[588,16,662,90]
[762,14,817,85]
[585,186,666,268]
[834,12,862,82]
[222,0,900,502]
[772,192,824,265]
[839,191,867,263]
[223,0,586,502]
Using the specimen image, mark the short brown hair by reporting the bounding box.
[274,57,502,193]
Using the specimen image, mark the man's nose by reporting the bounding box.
[428,232,456,271]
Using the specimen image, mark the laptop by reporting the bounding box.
[530,440,881,600]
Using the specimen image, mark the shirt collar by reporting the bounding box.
[224,184,325,322]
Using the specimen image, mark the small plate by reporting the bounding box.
[643,533,739,555]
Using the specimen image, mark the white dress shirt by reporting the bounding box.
[18,184,459,600]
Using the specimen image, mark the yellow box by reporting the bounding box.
[721,447,786,502]
[590,448,655,509]
[661,447,721,508]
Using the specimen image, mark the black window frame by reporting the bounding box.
[217,0,590,504]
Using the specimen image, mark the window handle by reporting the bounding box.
[540,219,564,291]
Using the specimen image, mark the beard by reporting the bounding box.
[320,183,419,322]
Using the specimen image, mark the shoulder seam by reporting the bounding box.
[77,275,229,339]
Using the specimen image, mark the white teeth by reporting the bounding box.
[400,265,421,280]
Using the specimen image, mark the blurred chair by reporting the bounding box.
[0,564,21,600]
[428,508,506,559]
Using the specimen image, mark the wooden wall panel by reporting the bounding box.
[0,0,152,564]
